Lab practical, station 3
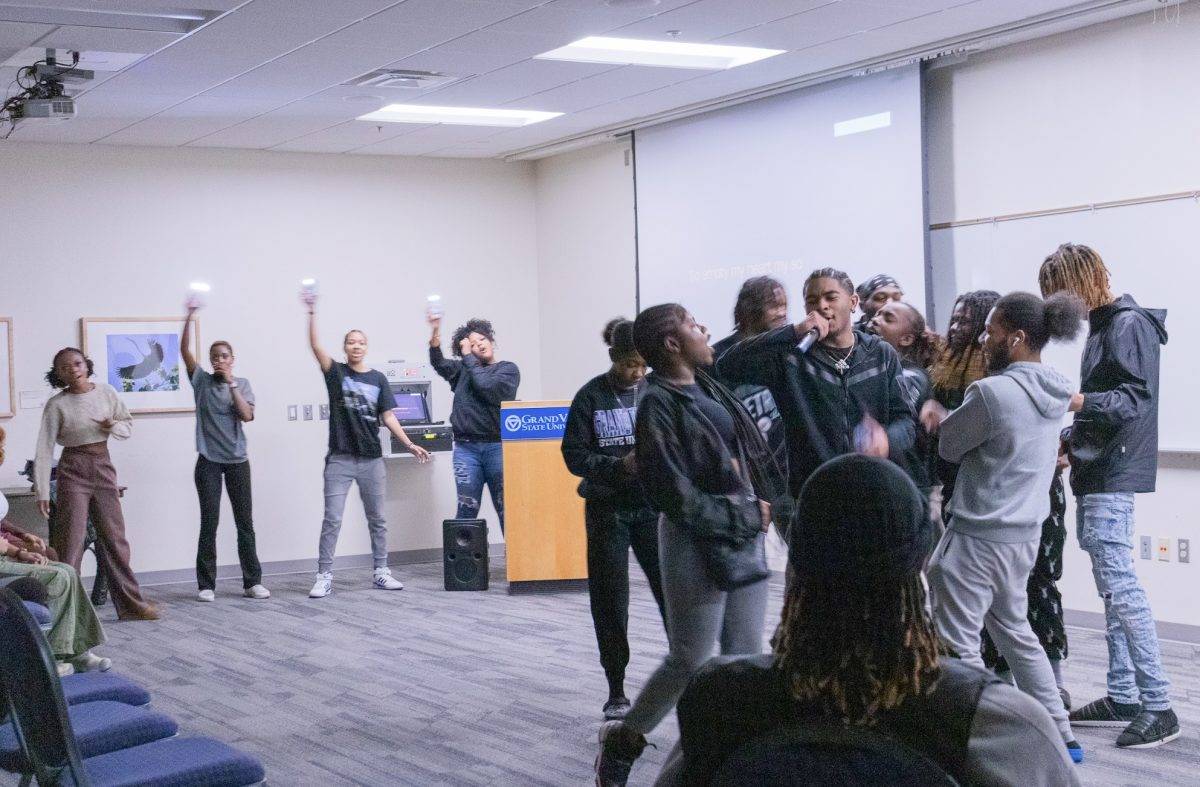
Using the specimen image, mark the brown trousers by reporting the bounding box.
[49,442,148,618]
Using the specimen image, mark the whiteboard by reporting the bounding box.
[636,66,925,336]
[929,196,1199,451]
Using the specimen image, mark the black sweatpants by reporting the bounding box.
[585,501,667,699]
[195,455,262,591]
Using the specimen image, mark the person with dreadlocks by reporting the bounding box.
[928,291,1086,764]
[1039,243,1178,749]
[717,267,915,496]
[854,273,904,330]
[562,318,666,721]
[656,455,1079,786]
[710,276,789,483]
[922,289,1000,521]
[594,304,789,787]
[428,313,520,533]
[868,300,941,492]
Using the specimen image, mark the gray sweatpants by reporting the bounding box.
[624,515,769,736]
[317,452,388,573]
[928,527,1072,742]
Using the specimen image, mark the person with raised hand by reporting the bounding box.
[303,289,430,599]
[181,298,268,603]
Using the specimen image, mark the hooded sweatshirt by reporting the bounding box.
[1068,294,1168,495]
[938,362,1073,543]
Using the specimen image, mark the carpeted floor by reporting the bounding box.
[7,559,1198,785]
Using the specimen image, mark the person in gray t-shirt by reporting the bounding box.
[182,302,268,603]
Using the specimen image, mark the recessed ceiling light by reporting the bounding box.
[535,36,784,70]
[357,104,562,127]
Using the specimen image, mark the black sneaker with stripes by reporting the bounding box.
[1069,696,1141,727]
[1116,709,1181,749]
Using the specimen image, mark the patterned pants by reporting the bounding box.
[982,472,1068,670]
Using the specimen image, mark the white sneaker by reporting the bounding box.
[309,572,333,598]
[56,662,75,677]
[372,567,404,591]
[197,589,216,602]
[243,584,270,599]
[72,651,112,673]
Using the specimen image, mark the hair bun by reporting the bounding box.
[602,317,629,347]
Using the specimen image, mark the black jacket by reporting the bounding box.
[1068,295,1168,495]
[716,326,915,494]
[561,373,649,510]
[712,333,790,480]
[896,359,934,491]
[635,372,789,551]
[429,346,520,442]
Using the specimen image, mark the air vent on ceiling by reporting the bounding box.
[343,69,463,91]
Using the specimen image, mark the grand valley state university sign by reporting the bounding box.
[500,406,569,441]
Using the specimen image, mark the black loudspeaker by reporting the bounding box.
[443,519,489,591]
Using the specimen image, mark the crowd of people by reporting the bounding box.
[570,243,1177,785]
[0,241,1179,784]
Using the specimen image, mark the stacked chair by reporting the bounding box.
[0,589,266,786]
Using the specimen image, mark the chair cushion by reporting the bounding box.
[60,671,151,707]
[0,701,177,772]
[85,736,266,787]
[20,601,50,628]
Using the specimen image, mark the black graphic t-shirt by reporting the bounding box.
[323,362,397,459]
[562,373,648,508]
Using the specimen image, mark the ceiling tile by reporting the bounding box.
[103,95,286,147]
[612,0,831,41]
[272,117,427,153]
[511,63,702,113]
[0,21,53,48]
[406,57,619,107]
[33,26,181,54]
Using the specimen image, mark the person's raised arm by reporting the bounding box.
[427,312,461,384]
[181,304,199,380]
[462,356,520,405]
[304,293,332,373]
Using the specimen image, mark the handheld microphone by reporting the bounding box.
[796,328,820,353]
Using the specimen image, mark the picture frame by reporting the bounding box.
[0,318,12,418]
[80,317,200,414]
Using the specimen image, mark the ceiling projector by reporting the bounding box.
[2,49,93,132]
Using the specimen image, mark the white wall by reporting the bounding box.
[0,143,539,575]
[533,142,637,401]
[926,8,1200,225]
[925,9,1200,626]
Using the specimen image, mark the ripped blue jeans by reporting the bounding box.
[1077,492,1171,710]
[453,441,504,534]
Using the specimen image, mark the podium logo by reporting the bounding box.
[501,406,570,440]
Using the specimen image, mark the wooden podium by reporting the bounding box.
[501,400,588,593]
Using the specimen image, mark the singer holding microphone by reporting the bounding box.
[716,267,915,495]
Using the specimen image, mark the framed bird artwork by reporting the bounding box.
[80,317,201,414]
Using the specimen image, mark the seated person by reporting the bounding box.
[657,454,1079,787]
[0,532,110,675]
[0,425,58,561]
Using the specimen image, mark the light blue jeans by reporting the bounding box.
[453,442,505,533]
[1076,493,1171,710]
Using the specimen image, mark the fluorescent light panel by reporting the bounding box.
[358,104,561,127]
[834,111,892,137]
[536,36,784,70]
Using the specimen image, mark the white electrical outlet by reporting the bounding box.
[1140,536,1152,560]
[1180,539,1190,564]
[319,404,330,420]
[303,404,313,421]
[1157,538,1170,562]
[287,405,298,421]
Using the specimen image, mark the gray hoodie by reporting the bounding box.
[939,362,1073,542]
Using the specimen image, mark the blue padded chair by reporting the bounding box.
[0,576,52,634]
[0,589,266,787]
[60,672,150,708]
[22,601,51,632]
[1,700,177,774]
[710,721,959,787]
